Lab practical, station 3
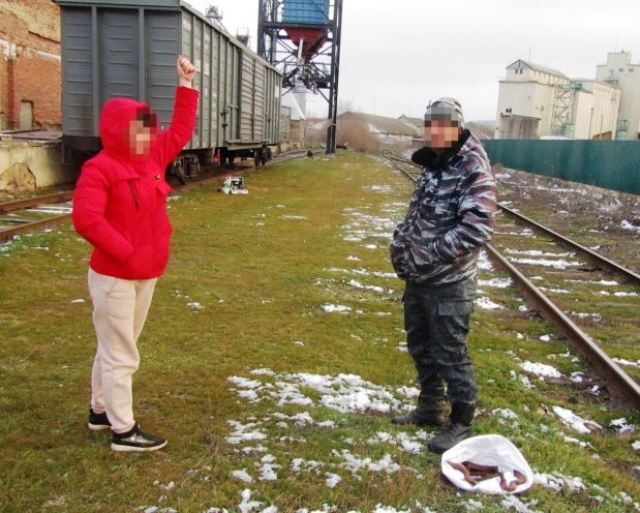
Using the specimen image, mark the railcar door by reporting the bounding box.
[240,55,265,143]
[221,42,241,143]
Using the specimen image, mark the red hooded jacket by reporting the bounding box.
[72,86,199,279]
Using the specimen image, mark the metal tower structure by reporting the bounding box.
[258,0,343,153]
[551,82,582,138]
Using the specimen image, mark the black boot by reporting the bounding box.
[391,393,447,427]
[428,402,475,454]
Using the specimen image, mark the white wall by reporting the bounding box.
[574,80,620,139]
[0,141,76,192]
[496,81,555,137]
[572,90,594,139]
[596,51,640,140]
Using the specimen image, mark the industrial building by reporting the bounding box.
[495,59,621,140]
[596,51,640,141]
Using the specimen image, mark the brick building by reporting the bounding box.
[0,0,61,131]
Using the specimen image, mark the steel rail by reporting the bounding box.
[485,244,640,410]
[0,214,72,242]
[0,153,309,242]
[382,151,640,411]
[499,204,640,286]
[0,191,73,214]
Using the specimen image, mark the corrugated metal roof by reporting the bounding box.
[507,59,569,80]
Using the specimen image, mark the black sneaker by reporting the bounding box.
[111,423,167,452]
[88,409,111,431]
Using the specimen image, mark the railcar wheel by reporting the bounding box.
[171,159,188,185]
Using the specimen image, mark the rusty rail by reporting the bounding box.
[0,191,73,214]
[499,204,640,286]
[0,214,72,242]
[485,244,640,410]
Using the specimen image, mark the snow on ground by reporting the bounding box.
[474,296,505,310]
[520,361,563,380]
[155,364,637,513]
[179,188,638,512]
[613,357,640,369]
[6,178,637,512]
[478,277,513,289]
[148,187,634,512]
[506,255,584,269]
[321,304,352,314]
[551,406,603,434]
[621,220,640,233]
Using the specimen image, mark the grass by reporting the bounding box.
[0,151,639,512]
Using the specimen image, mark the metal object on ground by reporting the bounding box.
[219,176,248,195]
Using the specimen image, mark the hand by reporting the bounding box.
[177,55,196,87]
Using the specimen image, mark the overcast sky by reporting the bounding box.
[186,0,640,122]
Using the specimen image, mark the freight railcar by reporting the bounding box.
[54,0,283,179]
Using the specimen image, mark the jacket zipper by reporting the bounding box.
[128,181,140,211]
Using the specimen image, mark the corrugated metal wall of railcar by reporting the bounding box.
[264,65,282,145]
[59,5,184,152]
[164,7,280,150]
[180,9,251,150]
[218,29,242,147]
[237,57,281,145]
[59,2,282,154]
[484,140,640,196]
[240,55,264,143]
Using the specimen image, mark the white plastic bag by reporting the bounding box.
[441,434,534,494]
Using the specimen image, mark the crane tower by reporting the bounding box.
[258,0,343,153]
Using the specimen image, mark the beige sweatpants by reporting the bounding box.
[88,268,157,434]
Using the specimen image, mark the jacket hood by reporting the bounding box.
[99,98,157,161]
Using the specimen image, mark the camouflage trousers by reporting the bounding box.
[403,278,478,405]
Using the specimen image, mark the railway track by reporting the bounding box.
[0,151,309,243]
[0,191,74,242]
[381,151,640,411]
[5,151,638,410]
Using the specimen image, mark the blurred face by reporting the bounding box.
[424,119,461,153]
[128,109,158,156]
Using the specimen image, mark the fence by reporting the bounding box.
[483,140,640,196]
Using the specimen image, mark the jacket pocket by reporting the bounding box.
[437,300,474,317]
[389,240,408,279]
[155,179,172,198]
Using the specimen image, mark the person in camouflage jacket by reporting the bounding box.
[389,98,497,454]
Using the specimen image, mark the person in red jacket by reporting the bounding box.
[72,55,198,452]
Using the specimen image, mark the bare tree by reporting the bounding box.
[336,114,379,152]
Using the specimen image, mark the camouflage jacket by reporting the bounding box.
[390,130,497,285]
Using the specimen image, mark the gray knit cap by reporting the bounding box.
[424,97,464,128]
